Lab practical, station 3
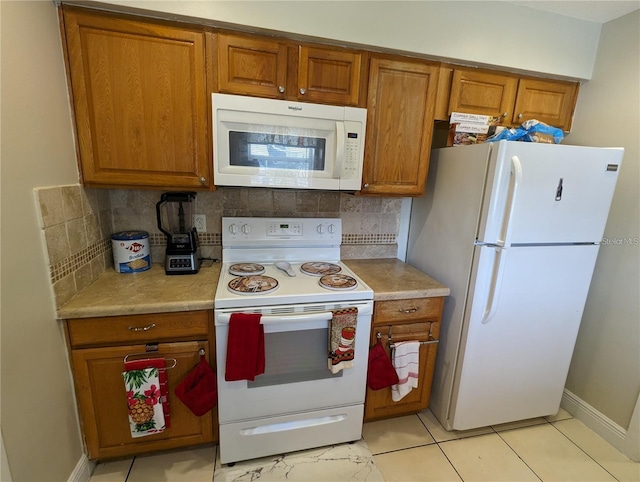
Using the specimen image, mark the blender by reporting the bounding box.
[156,192,201,275]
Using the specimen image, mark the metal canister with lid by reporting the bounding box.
[111,231,151,273]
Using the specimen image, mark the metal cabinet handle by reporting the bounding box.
[127,323,156,332]
[199,176,206,184]
[278,86,285,93]
[363,183,369,188]
[518,113,523,119]
[502,112,508,117]
[299,88,306,95]
[399,307,418,314]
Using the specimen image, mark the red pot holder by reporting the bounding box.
[175,350,217,416]
[367,338,399,390]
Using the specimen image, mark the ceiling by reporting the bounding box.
[508,1,640,23]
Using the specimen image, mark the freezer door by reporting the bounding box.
[449,244,600,431]
[479,142,623,245]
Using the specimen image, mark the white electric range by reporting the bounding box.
[214,217,374,465]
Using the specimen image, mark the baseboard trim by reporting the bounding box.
[561,389,627,452]
[67,454,94,482]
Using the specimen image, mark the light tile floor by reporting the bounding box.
[89,408,640,481]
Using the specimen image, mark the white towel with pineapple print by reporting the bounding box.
[123,367,166,437]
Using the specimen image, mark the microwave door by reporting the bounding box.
[217,117,341,189]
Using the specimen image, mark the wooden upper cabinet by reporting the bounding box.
[297,46,363,106]
[362,56,439,196]
[447,67,579,131]
[62,7,211,189]
[449,69,518,122]
[512,78,578,131]
[215,33,364,106]
[216,33,288,98]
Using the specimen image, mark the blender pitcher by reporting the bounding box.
[156,192,201,275]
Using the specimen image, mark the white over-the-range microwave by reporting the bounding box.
[212,93,367,191]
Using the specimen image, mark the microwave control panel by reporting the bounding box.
[342,121,363,180]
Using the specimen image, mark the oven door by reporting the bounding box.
[215,301,373,424]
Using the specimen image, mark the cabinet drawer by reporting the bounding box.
[372,321,435,343]
[373,297,443,324]
[67,311,211,348]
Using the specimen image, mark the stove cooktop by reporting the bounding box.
[214,260,373,309]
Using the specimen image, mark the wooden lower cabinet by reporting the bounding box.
[65,311,217,460]
[364,298,443,421]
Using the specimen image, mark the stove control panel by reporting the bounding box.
[223,217,341,247]
[267,221,303,237]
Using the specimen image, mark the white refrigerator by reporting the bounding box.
[407,140,623,431]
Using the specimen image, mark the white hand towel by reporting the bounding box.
[391,341,420,402]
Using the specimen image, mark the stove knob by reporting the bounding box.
[241,223,251,235]
[328,224,336,234]
[317,224,325,234]
[229,224,239,235]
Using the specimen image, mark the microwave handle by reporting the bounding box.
[334,121,345,178]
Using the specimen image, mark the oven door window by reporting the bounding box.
[248,328,341,388]
[229,132,326,171]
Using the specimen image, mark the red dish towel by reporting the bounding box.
[225,313,265,381]
[123,358,170,430]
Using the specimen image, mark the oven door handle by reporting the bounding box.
[217,311,333,326]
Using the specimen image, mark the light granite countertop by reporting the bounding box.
[57,262,221,319]
[344,259,450,301]
[57,258,448,319]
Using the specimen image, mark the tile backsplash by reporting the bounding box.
[35,185,113,308]
[36,185,403,309]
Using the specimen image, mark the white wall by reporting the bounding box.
[0,1,84,481]
[93,0,601,80]
[564,10,640,430]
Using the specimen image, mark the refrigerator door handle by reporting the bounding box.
[481,246,506,324]
[501,156,523,248]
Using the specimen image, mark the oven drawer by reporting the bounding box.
[373,297,443,324]
[67,311,211,348]
[218,404,364,464]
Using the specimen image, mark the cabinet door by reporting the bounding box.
[63,7,210,189]
[71,341,214,460]
[512,78,579,131]
[297,46,363,106]
[362,56,439,196]
[449,69,518,121]
[364,322,440,421]
[216,33,288,98]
